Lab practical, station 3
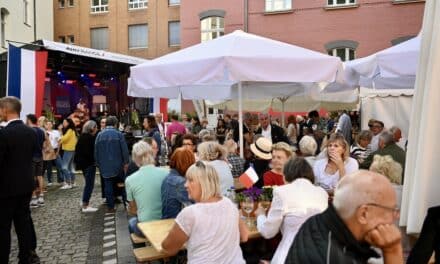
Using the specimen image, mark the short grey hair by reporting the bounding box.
[197,141,226,161]
[356,130,373,143]
[299,135,317,156]
[82,120,97,134]
[132,141,156,167]
[106,116,118,127]
[379,131,394,146]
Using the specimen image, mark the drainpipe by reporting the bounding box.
[33,0,37,41]
[244,0,248,32]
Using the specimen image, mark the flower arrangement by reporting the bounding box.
[235,186,274,203]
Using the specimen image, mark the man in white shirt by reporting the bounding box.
[255,113,289,144]
[368,119,384,153]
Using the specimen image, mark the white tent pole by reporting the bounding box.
[238,82,244,158]
[281,98,286,128]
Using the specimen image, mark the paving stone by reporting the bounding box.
[103,249,117,257]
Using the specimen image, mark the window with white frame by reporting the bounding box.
[91,0,108,13]
[169,21,180,46]
[169,0,180,6]
[265,0,292,12]
[1,9,7,48]
[68,0,74,7]
[327,0,356,6]
[59,0,66,8]
[128,24,148,48]
[67,35,75,44]
[128,0,147,9]
[91,27,108,49]
[201,17,224,42]
[328,47,355,61]
[23,0,30,25]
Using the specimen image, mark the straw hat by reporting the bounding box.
[250,137,273,160]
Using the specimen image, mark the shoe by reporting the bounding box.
[47,183,53,187]
[60,184,72,190]
[37,196,45,206]
[82,207,98,213]
[29,250,40,264]
[30,199,39,208]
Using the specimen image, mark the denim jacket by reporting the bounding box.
[161,169,193,219]
[95,127,129,178]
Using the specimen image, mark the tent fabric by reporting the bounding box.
[400,0,440,234]
[128,30,344,99]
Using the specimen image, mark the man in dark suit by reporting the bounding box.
[255,113,289,144]
[0,96,38,263]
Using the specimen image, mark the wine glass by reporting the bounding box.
[241,197,254,227]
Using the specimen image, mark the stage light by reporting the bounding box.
[45,77,50,82]
[89,73,96,78]
[66,80,75,84]
[110,77,115,81]
[62,80,66,84]
[93,82,101,87]
[57,71,61,75]
[80,74,85,78]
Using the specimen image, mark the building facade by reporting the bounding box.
[53,0,181,59]
[179,0,425,113]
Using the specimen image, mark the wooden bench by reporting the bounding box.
[131,233,147,244]
[133,246,168,263]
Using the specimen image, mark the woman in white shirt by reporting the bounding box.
[313,133,359,193]
[197,141,234,195]
[162,161,248,264]
[255,157,328,263]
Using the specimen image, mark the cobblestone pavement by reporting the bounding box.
[8,175,132,264]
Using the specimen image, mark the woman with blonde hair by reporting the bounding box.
[161,147,196,219]
[263,142,294,186]
[162,161,248,263]
[197,141,233,195]
[313,133,358,193]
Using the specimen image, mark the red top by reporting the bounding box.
[263,170,285,186]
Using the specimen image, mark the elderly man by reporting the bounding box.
[95,116,129,213]
[389,126,406,151]
[255,113,288,144]
[368,119,385,153]
[285,170,403,263]
[360,131,406,178]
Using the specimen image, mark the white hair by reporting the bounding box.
[197,141,226,161]
[132,141,156,167]
[299,135,317,156]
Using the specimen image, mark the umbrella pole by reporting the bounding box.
[281,99,286,128]
[238,82,244,158]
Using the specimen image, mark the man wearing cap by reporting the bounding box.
[255,113,288,144]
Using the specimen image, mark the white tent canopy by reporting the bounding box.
[400,0,440,234]
[341,35,420,90]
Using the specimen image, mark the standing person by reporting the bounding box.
[44,120,62,185]
[59,118,78,189]
[224,139,245,178]
[74,120,99,213]
[26,114,46,207]
[182,114,192,133]
[166,114,186,143]
[0,97,38,263]
[155,113,165,137]
[142,115,161,152]
[255,113,289,144]
[336,110,353,144]
[191,116,202,135]
[215,119,227,144]
[95,116,129,213]
[39,117,57,188]
[286,115,297,146]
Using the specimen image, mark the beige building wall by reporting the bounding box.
[54,0,180,59]
[0,0,54,53]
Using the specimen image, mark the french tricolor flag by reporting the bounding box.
[239,167,259,189]
[7,44,48,119]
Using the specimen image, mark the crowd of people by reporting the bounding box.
[0,95,438,263]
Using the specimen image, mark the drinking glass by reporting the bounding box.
[241,197,254,227]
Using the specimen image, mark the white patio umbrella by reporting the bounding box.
[400,0,440,234]
[128,30,345,157]
[337,35,420,90]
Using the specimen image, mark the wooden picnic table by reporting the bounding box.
[137,217,261,252]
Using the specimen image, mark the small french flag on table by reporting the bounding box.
[239,167,259,189]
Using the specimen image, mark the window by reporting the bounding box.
[67,35,75,44]
[265,0,292,12]
[1,9,7,48]
[59,0,66,8]
[23,0,30,25]
[91,0,108,13]
[128,0,148,9]
[68,0,74,7]
[169,0,180,5]
[327,0,356,6]
[201,17,224,42]
[168,21,180,46]
[328,48,355,61]
[128,24,148,48]
[58,36,66,43]
[91,27,108,49]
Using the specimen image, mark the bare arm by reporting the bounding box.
[239,216,249,243]
[127,201,137,216]
[161,223,189,255]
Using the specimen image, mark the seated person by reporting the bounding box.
[298,135,318,167]
[255,157,328,263]
[125,137,158,177]
[350,130,373,165]
[313,133,359,194]
[224,139,245,178]
[162,161,248,263]
[263,142,294,186]
[285,170,403,263]
[161,147,195,219]
[125,141,168,237]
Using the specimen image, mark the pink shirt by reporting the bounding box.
[166,121,186,139]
